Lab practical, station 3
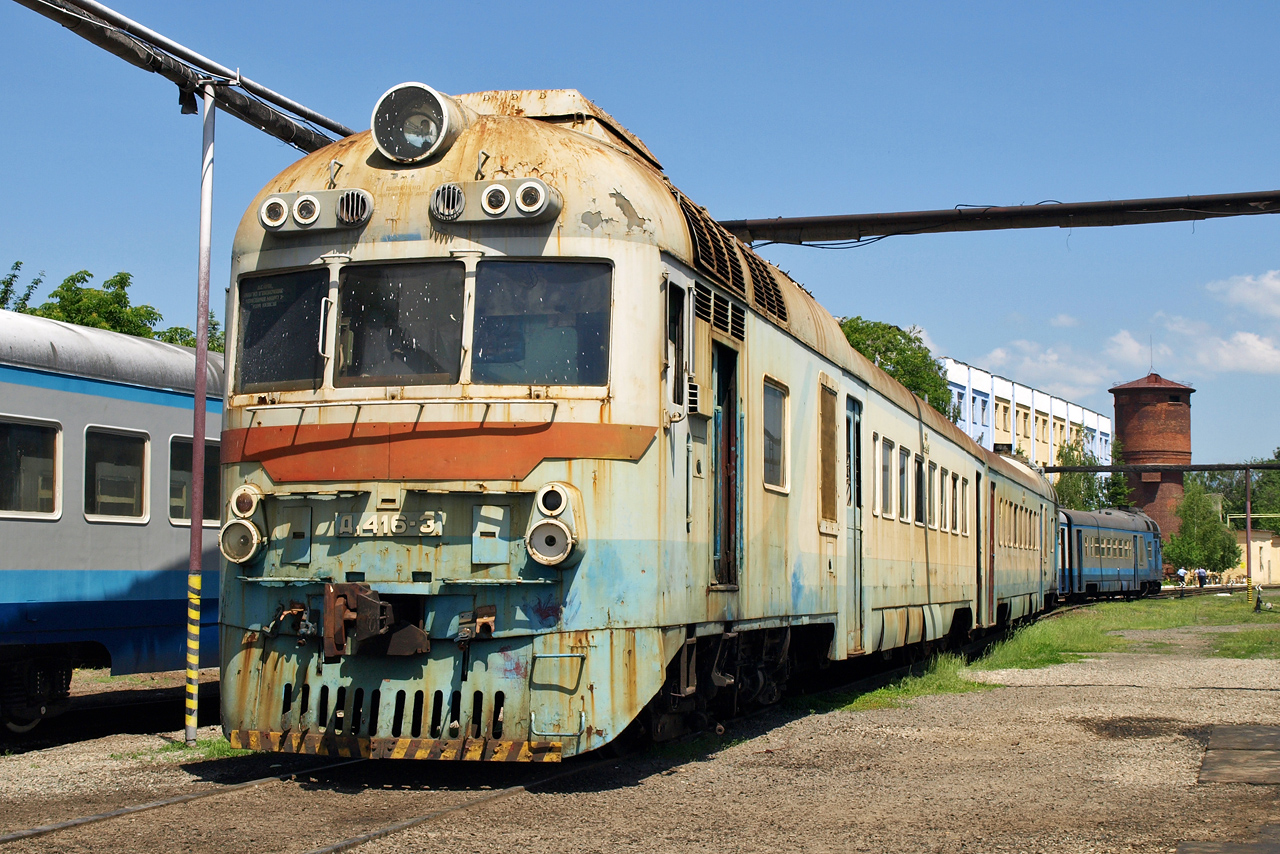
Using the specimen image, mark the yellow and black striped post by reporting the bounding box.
[185,83,216,747]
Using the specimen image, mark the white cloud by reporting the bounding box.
[914,325,940,355]
[1207,269,1280,319]
[1191,331,1280,373]
[978,339,1113,400]
[1105,329,1173,370]
[1049,313,1079,328]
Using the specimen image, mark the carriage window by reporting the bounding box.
[927,462,937,527]
[0,419,58,515]
[881,439,894,516]
[914,456,926,524]
[763,380,788,489]
[472,261,611,385]
[951,474,959,533]
[236,269,329,393]
[898,448,910,521]
[871,433,879,515]
[169,438,220,523]
[668,285,685,406]
[337,261,465,387]
[85,429,146,519]
[961,479,969,535]
[939,467,949,531]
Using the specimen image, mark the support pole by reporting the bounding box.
[185,82,215,747]
[1245,467,1254,608]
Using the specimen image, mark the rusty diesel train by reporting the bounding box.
[218,83,1058,761]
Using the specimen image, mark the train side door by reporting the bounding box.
[712,343,740,586]
[845,396,863,653]
[1059,521,1070,595]
[985,481,997,626]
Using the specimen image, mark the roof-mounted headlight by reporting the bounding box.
[371,82,464,164]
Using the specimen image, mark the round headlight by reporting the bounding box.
[260,198,288,229]
[535,483,568,517]
[230,484,262,518]
[526,518,574,566]
[220,518,263,564]
[481,184,510,216]
[371,82,461,164]
[293,195,320,226]
[515,181,547,215]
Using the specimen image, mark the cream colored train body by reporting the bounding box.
[218,86,1056,761]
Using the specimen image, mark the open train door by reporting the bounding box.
[845,396,864,653]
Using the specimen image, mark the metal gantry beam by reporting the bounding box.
[721,189,1280,245]
[12,0,349,152]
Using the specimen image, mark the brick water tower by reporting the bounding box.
[1109,373,1194,539]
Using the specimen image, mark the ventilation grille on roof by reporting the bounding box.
[694,282,713,322]
[694,281,744,341]
[335,189,372,226]
[743,250,788,322]
[677,194,746,299]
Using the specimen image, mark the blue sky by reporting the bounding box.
[2,1,1277,463]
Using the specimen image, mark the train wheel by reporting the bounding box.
[2,715,41,734]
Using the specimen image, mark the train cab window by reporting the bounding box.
[763,380,788,489]
[336,261,466,387]
[0,418,58,516]
[84,429,147,520]
[961,479,969,535]
[898,448,910,521]
[236,269,329,393]
[169,438,220,524]
[881,439,894,517]
[667,285,686,406]
[914,456,926,525]
[927,462,937,527]
[472,261,611,386]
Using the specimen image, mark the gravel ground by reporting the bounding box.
[1,624,1276,853]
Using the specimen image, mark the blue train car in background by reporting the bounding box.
[1057,507,1163,600]
[0,309,223,731]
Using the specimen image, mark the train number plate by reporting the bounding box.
[336,511,447,538]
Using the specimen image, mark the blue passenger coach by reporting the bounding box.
[1057,507,1163,600]
[0,310,223,731]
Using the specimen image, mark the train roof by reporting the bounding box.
[1059,506,1160,535]
[0,309,224,397]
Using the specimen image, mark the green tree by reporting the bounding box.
[840,316,956,421]
[1163,482,1242,574]
[4,261,224,353]
[1188,448,1280,529]
[1102,438,1135,507]
[1054,438,1103,511]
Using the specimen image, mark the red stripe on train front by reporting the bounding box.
[221,421,657,482]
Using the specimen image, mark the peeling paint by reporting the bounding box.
[609,191,649,232]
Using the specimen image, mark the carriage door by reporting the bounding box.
[1132,535,1141,590]
[845,396,864,653]
[712,343,740,586]
[1059,522,1070,595]
[985,481,997,626]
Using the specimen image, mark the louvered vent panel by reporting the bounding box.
[711,294,732,332]
[677,194,747,299]
[743,249,788,323]
[687,380,700,411]
[730,304,745,341]
[693,282,713,322]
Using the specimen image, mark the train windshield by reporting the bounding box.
[236,269,328,393]
[472,261,611,386]
[336,261,465,387]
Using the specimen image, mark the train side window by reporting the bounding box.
[939,467,949,531]
[667,283,685,406]
[914,456,926,525]
[870,433,879,516]
[881,438,894,517]
[236,268,329,393]
[763,379,788,490]
[961,478,969,535]
[927,462,937,528]
[169,437,221,524]
[819,383,837,521]
[0,417,60,517]
[84,428,148,521]
[898,448,910,522]
[846,397,862,509]
[951,473,959,534]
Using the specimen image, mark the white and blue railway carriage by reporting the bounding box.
[219,85,1057,761]
[0,310,222,731]
[1057,507,1162,599]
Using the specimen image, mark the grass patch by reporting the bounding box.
[1210,628,1280,659]
[115,737,250,762]
[802,653,995,713]
[973,613,1124,670]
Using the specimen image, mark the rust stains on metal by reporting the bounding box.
[227,730,562,762]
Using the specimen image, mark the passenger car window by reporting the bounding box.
[472,261,611,385]
[881,439,894,516]
[85,429,146,519]
[337,261,465,387]
[763,380,788,488]
[236,269,329,393]
[0,419,57,515]
[169,437,220,523]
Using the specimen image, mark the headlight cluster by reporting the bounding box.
[525,483,583,567]
[220,484,265,564]
[371,82,464,164]
[258,189,373,233]
[428,178,562,225]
